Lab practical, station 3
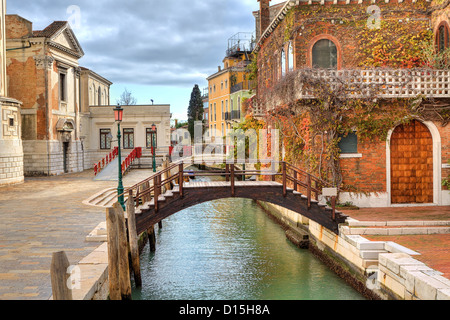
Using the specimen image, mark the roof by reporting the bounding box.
[32,21,68,38]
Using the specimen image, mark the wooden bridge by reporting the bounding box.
[120,161,348,235]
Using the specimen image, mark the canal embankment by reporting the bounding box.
[256,201,450,300]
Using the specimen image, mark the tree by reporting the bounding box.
[116,88,137,105]
[187,84,204,140]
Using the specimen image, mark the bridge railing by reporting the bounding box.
[121,147,142,175]
[119,160,341,221]
[94,147,119,176]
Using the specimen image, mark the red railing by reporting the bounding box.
[94,147,119,176]
[121,147,142,174]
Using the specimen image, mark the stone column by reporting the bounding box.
[0,0,24,186]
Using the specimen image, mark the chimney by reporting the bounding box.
[258,0,271,36]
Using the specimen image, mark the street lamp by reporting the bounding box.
[114,104,125,210]
[151,123,157,172]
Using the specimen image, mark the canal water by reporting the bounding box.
[131,173,365,300]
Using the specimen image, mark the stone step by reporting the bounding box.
[360,249,388,260]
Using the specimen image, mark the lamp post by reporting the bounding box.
[151,123,157,172]
[114,104,125,210]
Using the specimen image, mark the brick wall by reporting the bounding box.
[253,1,449,206]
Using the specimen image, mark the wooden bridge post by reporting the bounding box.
[50,251,73,300]
[144,181,151,202]
[225,164,230,182]
[179,163,184,198]
[293,170,298,192]
[307,174,312,209]
[106,207,121,300]
[230,164,235,196]
[282,162,287,197]
[114,203,132,300]
[148,225,156,252]
[154,175,159,212]
[127,190,142,288]
[331,196,336,221]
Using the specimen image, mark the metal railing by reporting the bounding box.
[94,147,119,176]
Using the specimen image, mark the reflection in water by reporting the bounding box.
[132,173,364,300]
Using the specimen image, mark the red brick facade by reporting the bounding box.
[253,0,450,206]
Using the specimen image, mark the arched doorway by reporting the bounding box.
[390,120,433,204]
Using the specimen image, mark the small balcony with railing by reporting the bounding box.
[230,80,255,94]
[223,110,242,123]
[254,68,450,117]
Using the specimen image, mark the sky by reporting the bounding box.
[7,0,286,121]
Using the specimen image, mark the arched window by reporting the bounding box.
[98,86,102,105]
[437,22,449,53]
[288,41,294,71]
[312,39,338,69]
[280,48,286,77]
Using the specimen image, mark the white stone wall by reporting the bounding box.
[23,140,84,176]
[258,201,450,300]
[0,99,24,186]
[0,153,24,185]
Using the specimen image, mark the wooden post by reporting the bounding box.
[50,251,73,300]
[148,225,156,252]
[231,164,235,197]
[158,221,163,229]
[225,164,230,182]
[314,180,319,201]
[282,162,287,197]
[307,174,311,209]
[127,190,142,288]
[331,196,336,221]
[154,175,159,212]
[293,170,297,192]
[114,203,132,300]
[106,207,121,300]
[144,181,151,203]
[179,163,184,198]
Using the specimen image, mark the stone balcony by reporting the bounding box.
[253,68,450,116]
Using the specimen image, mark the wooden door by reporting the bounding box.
[390,120,433,204]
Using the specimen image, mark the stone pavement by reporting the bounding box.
[0,168,155,300]
[341,206,450,279]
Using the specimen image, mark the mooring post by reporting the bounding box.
[106,207,121,300]
[148,225,156,252]
[127,190,142,288]
[114,202,132,300]
[50,251,73,300]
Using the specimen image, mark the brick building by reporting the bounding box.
[252,0,450,207]
[6,15,86,175]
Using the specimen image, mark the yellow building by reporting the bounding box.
[206,33,253,141]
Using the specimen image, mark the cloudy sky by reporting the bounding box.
[7,0,286,121]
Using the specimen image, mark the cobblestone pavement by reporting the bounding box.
[0,169,154,300]
[342,206,450,279]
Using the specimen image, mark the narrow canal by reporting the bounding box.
[131,170,365,300]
